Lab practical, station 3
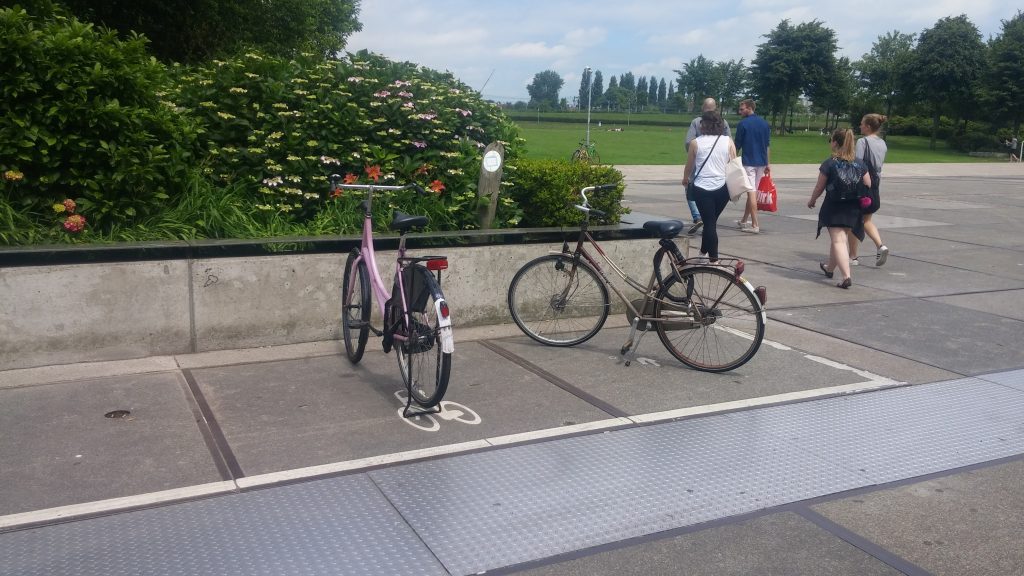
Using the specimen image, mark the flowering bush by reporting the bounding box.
[168,50,525,232]
[0,7,198,234]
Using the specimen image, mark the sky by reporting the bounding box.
[346,0,1013,104]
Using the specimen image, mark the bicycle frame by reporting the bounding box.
[337,182,453,352]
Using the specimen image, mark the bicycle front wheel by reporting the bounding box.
[654,266,765,372]
[507,254,609,346]
[395,267,452,408]
[342,249,371,363]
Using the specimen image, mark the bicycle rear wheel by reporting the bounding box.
[395,266,452,408]
[654,266,765,372]
[571,148,589,163]
[341,249,371,363]
[507,254,609,346]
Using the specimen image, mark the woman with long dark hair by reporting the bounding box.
[682,111,735,263]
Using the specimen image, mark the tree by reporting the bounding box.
[716,59,748,112]
[987,11,1024,132]
[856,30,916,119]
[675,54,716,111]
[577,67,593,111]
[526,70,563,111]
[648,76,659,107]
[658,78,668,109]
[592,70,604,109]
[619,72,636,92]
[636,75,649,108]
[58,0,362,63]
[751,19,838,131]
[912,15,986,148]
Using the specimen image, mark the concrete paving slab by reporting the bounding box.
[778,298,1024,375]
[0,373,220,516]
[508,511,902,576]
[763,320,959,385]
[739,261,904,308]
[489,326,870,416]
[822,255,1022,298]
[897,222,1024,250]
[812,459,1024,576]
[904,246,1024,282]
[189,343,610,477]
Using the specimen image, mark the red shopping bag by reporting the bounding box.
[756,173,777,212]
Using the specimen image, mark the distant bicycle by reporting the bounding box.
[330,175,454,416]
[507,184,767,372]
[571,140,601,164]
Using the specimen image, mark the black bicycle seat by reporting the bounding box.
[643,220,684,238]
[391,211,429,231]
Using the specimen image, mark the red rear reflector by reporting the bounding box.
[426,259,448,271]
[755,286,767,305]
[734,260,745,278]
[439,301,450,318]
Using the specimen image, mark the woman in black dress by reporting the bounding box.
[806,129,871,288]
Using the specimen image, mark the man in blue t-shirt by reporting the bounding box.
[733,98,770,233]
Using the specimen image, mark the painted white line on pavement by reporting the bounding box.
[0,481,236,529]
[629,378,907,424]
[236,440,490,489]
[486,418,634,446]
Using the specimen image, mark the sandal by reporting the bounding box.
[836,278,852,289]
[819,262,834,279]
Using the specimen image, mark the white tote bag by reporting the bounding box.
[725,157,753,202]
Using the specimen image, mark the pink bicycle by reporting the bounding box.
[330,175,454,416]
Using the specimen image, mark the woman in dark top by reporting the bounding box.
[806,129,871,288]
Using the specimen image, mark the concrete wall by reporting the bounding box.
[1,238,664,370]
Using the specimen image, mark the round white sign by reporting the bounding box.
[482,150,502,173]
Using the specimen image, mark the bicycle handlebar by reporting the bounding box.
[577,183,618,216]
[328,174,426,195]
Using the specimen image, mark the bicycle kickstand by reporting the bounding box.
[402,392,441,418]
[619,318,650,367]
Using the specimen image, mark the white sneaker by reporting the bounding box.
[876,245,889,266]
[850,257,860,266]
[692,253,710,264]
[735,219,749,229]
[740,226,760,234]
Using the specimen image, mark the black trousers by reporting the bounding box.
[693,184,730,259]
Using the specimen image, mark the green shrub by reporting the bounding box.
[949,131,1001,152]
[168,50,526,233]
[506,159,627,227]
[0,7,198,236]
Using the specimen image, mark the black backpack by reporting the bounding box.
[825,159,867,202]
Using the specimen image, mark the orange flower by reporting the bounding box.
[365,165,382,183]
[343,172,358,184]
[414,164,431,176]
[428,180,445,193]
[331,188,343,198]
[63,199,76,213]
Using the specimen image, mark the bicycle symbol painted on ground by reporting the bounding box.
[393,391,481,432]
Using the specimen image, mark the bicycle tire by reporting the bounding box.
[341,249,371,363]
[571,148,589,163]
[654,266,765,372]
[507,253,610,346]
[395,265,451,408]
[589,150,601,164]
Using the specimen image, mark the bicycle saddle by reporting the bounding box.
[643,219,684,238]
[391,211,429,231]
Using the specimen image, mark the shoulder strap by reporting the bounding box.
[693,134,722,180]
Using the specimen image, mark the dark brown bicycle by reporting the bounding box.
[507,184,767,372]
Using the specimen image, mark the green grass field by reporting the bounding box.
[516,120,994,165]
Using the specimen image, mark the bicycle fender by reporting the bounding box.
[738,277,768,323]
[414,264,455,354]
